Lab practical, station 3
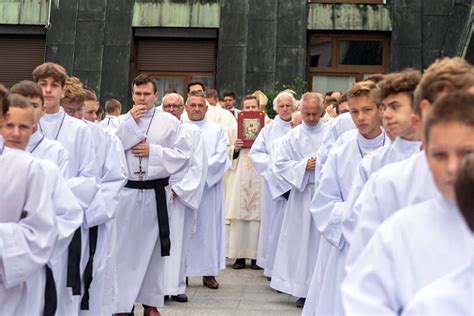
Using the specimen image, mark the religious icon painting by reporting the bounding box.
[238,111,265,148]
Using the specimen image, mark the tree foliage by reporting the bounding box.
[263,77,307,118]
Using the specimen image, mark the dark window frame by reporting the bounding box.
[307,32,390,90]
[310,0,385,4]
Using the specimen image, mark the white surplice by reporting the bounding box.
[29,160,83,316]
[402,237,474,316]
[0,147,58,316]
[26,130,85,315]
[317,112,356,167]
[79,121,127,316]
[248,115,292,276]
[345,150,437,269]
[114,108,190,312]
[164,121,207,295]
[270,121,328,298]
[26,129,69,177]
[341,194,472,315]
[186,119,230,277]
[99,114,120,133]
[40,107,99,314]
[304,131,387,316]
[341,137,421,245]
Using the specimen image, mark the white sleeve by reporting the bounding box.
[272,135,309,192]
[311,150,346,249]
[0,161,58,288]
[173,129,208,210]
[341,222,399,316]
[206,128,230,187]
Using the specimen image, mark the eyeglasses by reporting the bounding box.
[64,107,84,115]
[162,104,183,110]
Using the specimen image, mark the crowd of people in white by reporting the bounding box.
[1,56,473,316]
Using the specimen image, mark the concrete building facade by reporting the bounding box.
[0,0,472,108]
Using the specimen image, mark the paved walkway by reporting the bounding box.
[135,259,301,315]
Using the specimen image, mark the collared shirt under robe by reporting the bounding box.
[248,115,292,276]
[114,108,190,312]
[269,121,328,298]
[341,194,472,315]
[186,119,230,277]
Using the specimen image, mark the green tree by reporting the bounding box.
[263,77,307,118]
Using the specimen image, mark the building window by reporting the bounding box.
[310,0,385,4]
[135,38,216,98]
[308,33,389,93]
[0,35,45,87]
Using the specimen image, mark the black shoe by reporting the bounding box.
[171,293,188,303]
[164,295,169,301]
[250,259,262,270]
[232,258,246,269]
[296,297,306,308]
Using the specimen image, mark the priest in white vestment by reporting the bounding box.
[161,93,208,302]
[341,91,474,315]
[248,91,295,276]
[113,75,190,315]
[185,91,230,290]
[226,95,267,270]
[305,80,386,315]
[345,57,474,269]
[270,92,328,307]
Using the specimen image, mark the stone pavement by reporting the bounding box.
[134,259,301,316]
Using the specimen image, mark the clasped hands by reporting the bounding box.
[306,156,317,171]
